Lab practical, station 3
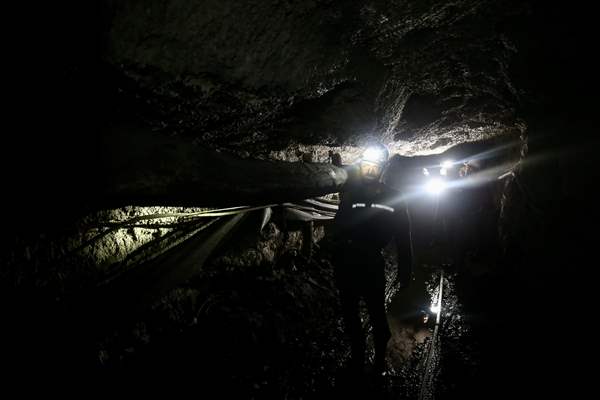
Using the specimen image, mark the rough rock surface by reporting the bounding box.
[5,0,598,398]
[106,0,524,156]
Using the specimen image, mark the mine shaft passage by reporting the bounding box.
[6,1,595,398]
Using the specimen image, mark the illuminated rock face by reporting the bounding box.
[106,0,524,156]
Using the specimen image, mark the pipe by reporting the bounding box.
[98,125,347,208]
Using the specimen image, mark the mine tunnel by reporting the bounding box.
[3,1,598,398]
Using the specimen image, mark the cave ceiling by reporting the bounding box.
[106,0,527,160]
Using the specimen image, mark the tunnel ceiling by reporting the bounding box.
[106,0,527,159]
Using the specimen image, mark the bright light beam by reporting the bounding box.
[441,160,454,169]
[425,178,446,195]
[453,140,521,165]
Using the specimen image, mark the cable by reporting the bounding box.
[64,204,277,258]
[419,271,445,400]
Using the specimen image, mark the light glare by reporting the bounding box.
[425,178,445,195]
[441,160,454,169]
[362,147,385,163]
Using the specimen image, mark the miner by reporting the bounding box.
[331,142,413,376]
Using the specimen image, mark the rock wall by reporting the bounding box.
[106,0,526,155]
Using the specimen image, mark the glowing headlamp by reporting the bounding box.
[362,146,387,163]
[440,160,454,176]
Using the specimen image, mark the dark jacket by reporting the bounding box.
[332,172,413,284]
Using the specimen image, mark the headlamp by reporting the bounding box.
[439,160,454,176]
[362,146,387,164]
[420,160,454,195]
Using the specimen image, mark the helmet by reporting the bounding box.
[359,142,389,181]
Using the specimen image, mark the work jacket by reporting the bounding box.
[333,173,413,273]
